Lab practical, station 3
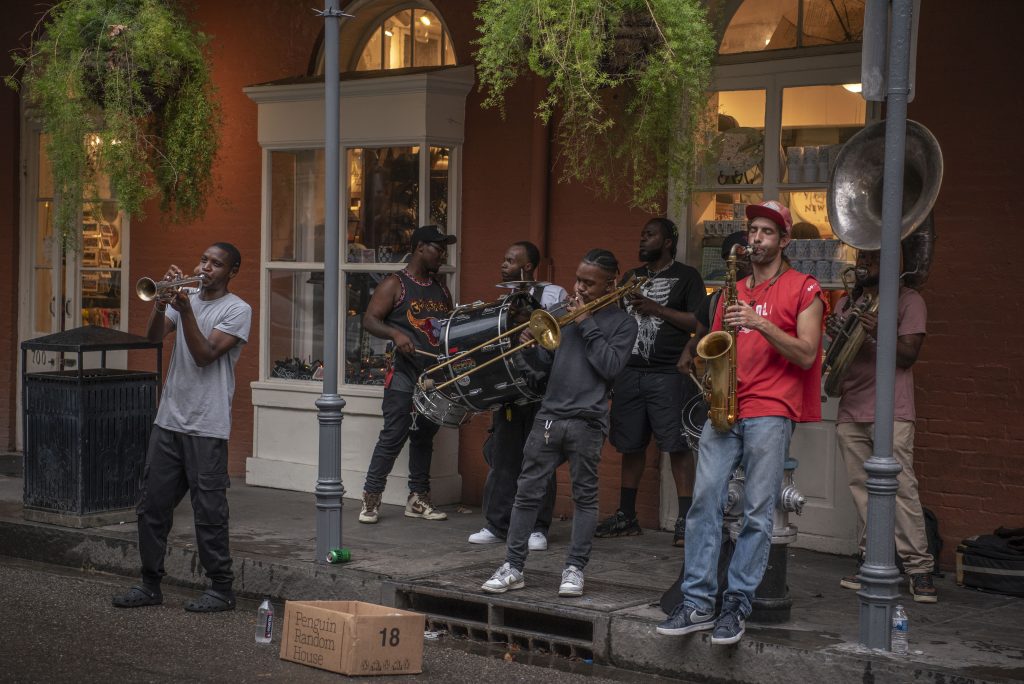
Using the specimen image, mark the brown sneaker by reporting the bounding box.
[910,573,938,603]
[405,491,447,520]
[359,491,382,524]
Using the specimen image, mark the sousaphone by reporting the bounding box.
[827,119,943,267]
[822,119,943,396]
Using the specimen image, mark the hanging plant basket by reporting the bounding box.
[6,0,221,244]
[474,0,717,211]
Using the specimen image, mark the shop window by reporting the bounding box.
[355,8,455,71]
[686,58,873,288]
[720,0,864,55]
[265,144,455,385]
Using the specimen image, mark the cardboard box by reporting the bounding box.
[279,600,425,676]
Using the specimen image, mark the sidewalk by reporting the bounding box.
[1,465,1022,684]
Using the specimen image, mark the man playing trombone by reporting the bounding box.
[113,243,251,613]
[469,241,566,550]
[482,249,638,598]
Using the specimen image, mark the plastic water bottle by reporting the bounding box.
[891,604,909,654]
[255,597,274,644]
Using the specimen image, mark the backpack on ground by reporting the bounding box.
[956,527,1024,597]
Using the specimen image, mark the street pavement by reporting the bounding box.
[0,555,688,683]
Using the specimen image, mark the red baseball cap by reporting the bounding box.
[745,200,793,233]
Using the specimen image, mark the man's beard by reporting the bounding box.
[638,248,659,263]
[748,245,778,265]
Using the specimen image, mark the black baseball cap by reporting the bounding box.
[411,225,457,249]
[721,230,748,259]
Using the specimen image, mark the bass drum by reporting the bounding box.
[681,393,709,453]
[414,290,543,428]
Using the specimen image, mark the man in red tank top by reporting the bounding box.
[657,200,825,645]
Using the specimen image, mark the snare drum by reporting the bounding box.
[412,386,470,428]
[681,393,709,453]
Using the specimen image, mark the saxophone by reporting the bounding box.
[696,244,741,432]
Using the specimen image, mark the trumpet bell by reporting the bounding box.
[136,278,159,301]
[827,119,943,251]
[528,309,560,351]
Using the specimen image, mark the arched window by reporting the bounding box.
[720,0,864,55]
[355,8,455,71]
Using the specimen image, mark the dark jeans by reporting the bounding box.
[482,403,556,538]
[364,388,441,494]
[506,417,605,571]
[136,425,233,590]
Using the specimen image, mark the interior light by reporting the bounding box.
[764,38,771,46]
[843,83,863,93]
[384,29,392,37]
[419,15,431,26]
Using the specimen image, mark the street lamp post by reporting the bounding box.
[314,0,352,564]
[858,0,915,649]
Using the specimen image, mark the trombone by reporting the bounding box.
[135,275,205,301]
[419,274,648,394]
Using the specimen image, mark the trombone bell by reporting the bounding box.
[528,309,560,351]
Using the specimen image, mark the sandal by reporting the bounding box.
[184,589,236,613]
[112,585,163,608]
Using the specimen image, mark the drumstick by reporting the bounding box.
[688,372,703,391]
[414,349,439,360]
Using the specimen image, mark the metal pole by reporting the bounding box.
[314,0,347,564]
[858,0,914,650]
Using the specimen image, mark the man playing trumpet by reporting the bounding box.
[114,243,251,613]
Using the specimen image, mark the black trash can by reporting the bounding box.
[21,325,162,528]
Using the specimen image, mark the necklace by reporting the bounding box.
[645,261,673,279]
[746,262,787,307]
[401,268,433,287]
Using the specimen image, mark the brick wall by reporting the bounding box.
[907,1,1023,567]
[0,4,50,451]
[124,1,321,474]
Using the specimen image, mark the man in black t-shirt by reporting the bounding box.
[596,218,706,546]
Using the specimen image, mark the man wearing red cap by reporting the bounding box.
[658,200,825,645]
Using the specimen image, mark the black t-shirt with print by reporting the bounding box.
[621,261,706,370]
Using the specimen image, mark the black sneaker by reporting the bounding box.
[594,510,642,538]
[672,516,685,547]
[656,602,715,636]
[710,599,745,645]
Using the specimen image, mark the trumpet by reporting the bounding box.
[135,275,205,301]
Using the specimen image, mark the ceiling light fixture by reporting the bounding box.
[842,83,863,93]
[419,15,431,26]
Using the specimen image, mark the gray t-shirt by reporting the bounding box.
[156,292,252,439]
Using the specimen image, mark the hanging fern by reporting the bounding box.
[6,0,221,245]
[474,0,717,211]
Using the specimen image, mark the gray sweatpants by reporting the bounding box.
[505,417,605,571]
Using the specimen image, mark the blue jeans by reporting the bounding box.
[682,416,792,617]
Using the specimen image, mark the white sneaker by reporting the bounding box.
[404,492,447,520]
[481,562,525,594]
[559,565,584,597]
[528,532,548,551]
[468,528,501,544]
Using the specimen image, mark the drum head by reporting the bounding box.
[681,393,709,452]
